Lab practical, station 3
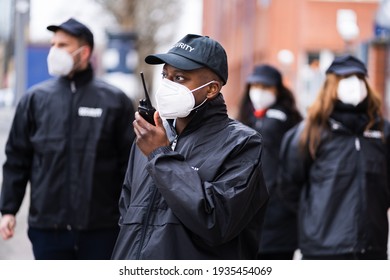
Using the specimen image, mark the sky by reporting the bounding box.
[29,0,203,47]
[28,0,203,100]
[30,0,117,46]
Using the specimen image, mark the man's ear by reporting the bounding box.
[206,81,221,99]
[81,45,92,61]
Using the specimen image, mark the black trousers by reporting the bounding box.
[28,227,119,260]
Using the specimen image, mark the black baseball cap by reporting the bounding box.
[246,64,282,86]
[145,34,228,85]
[47,18,94,51]
[326,54,367,76]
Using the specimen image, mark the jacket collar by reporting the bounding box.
[166,93,228,137]
[60,63,94,88]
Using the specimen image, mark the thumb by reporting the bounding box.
[154,111,164,127]
[9,217,16,229]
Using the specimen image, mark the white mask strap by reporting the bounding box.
[190,80,216,93]
[189,80,216,112]
[71,46,84,56]
[192,98,208,111]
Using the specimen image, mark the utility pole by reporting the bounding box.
[13,0,30,106]
[0,0,13,90]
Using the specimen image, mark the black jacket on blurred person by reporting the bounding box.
[238,64,302,259]
[278,55,390,260]
[1,65,133,229]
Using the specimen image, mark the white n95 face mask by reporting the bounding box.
[47,47,83,77]
[337,75,367,106]
[155,78,215,118]
[249,88,276,110]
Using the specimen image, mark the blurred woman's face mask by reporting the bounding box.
[155,78,215,118]
[337,75,367,106]
[47,47,83,76]
[249,88,276,110]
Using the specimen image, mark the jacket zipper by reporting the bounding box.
[70,81,76,93]
[355,137,360,151]
[354,135,367,253]
[171,135,178,151]
[66,81,76,229]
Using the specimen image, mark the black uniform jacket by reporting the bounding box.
[247,105,299,253]
[0,65,135,230]
[111,94,269,259]
[279,118,390,256]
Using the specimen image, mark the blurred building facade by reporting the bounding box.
[202,0,388,118]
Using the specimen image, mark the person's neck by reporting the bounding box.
[175,118,190,135]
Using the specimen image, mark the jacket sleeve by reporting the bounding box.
[276,122,310,212]
[146,133,269,246]
[0,94,34,215]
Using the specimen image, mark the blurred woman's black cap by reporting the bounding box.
[246,64,282,86]
[326,55,367,76]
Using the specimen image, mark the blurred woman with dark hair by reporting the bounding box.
[238,64,302,259]
[279,55,390,260]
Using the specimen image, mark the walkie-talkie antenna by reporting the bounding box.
[138,72,156,125]
[140,72,152,105]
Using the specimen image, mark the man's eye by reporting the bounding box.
[161,72,167,79]
[174,76,184,82]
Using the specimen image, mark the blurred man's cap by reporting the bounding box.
[326,54,367,76]
[47,18,94,51]
[145,34,228,85]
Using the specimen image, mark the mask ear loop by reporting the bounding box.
[190,80,216,93]
[71,46,86,72]
[189,80,216,112]
[71,46,85,56]
[191,98,208,111]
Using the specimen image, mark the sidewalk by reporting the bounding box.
[0,106,34,260]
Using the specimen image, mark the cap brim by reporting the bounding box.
[47,25,76,37]
[327,66,367,76]
[47,25,60,32]
[46,25,80,37]
[246,75,276,86]
[145,53,204,70]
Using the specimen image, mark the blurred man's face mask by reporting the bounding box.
[155,78,215,118]
[47,47,83,76]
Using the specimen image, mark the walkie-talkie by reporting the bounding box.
[138,72,156,125]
